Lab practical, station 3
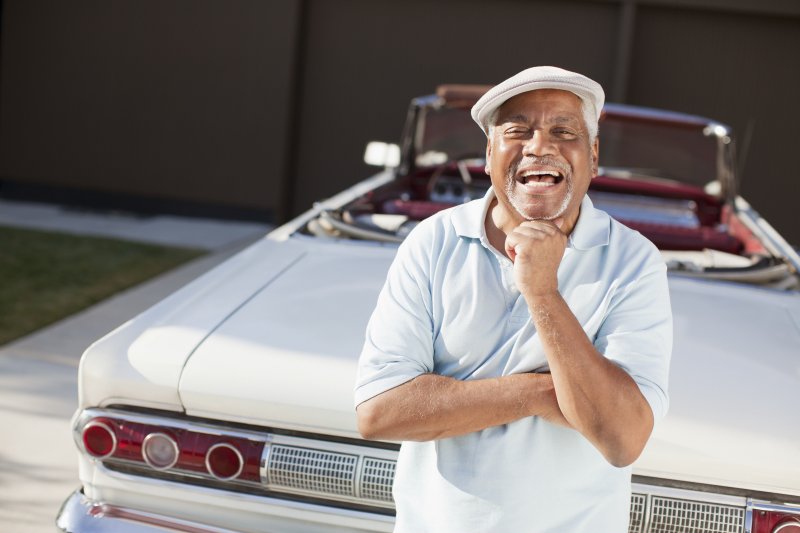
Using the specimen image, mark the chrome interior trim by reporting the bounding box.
[588,190,700,228]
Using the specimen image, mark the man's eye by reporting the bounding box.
[505,128,529,136]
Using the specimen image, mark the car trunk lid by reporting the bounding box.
[177,237,397,438]
[636,275,800,497]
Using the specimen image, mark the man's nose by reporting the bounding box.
[522,130,556,157]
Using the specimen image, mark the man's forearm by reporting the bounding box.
[528,291,653,467]
[356,372,566,442]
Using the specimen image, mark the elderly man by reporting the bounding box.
[355,66,672,532]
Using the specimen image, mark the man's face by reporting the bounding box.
[485,89,598,233]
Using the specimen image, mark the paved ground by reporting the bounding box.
[0,200,272,532]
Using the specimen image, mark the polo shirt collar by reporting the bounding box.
[451,187,610,250]
[451,188,491,239]
[570,194,611,250]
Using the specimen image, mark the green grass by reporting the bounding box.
[0,226,205,346]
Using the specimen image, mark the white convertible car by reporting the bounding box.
[58,86,800,533]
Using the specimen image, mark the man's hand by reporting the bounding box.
[504,220,567,298]
[504,220,655,468]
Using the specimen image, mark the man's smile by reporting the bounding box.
[515,169,566,192]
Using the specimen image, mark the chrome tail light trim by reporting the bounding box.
[75,408,800,526]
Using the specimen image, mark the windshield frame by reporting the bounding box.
[400,94,738,203]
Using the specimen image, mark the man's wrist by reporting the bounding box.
[523,288,562,308]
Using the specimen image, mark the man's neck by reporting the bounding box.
[484,198,518,259]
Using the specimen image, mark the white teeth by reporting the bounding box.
[520,170,561,178]
[519,169,562,185]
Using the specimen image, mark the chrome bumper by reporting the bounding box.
[56,489,239,533]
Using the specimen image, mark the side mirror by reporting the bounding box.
[363,141,401,168]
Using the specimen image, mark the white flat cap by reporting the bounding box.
[471,66,605,135]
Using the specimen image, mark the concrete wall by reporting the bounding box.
[1,0,798,243]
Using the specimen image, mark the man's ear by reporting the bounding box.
[485,138,492,175]
[591,136,599,176]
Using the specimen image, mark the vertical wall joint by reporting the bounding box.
[612,0,637,103]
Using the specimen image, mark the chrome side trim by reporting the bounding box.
[57,489,238,533]
[735,196,800,275]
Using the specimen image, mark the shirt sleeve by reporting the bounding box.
[354,231,436,408]
[593,263,673,424]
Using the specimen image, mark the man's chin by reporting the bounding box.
[513,206,565,222]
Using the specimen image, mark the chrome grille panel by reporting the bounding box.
[267,445,357,497]
[259,436,398,508]
[360,457,396,503]
[648,496,745,533]
[629,493,647,533]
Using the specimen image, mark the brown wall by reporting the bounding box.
[0,0,300,216]
[626,4,800,249]
[1,0,798,244]
[292,0,618,214]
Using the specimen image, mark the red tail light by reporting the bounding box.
[78,414,264,484]
[82,421,117,458]
[774,520,800,532]
[752,508,800,533]
[205,443,244,480]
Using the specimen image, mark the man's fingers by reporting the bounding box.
[505,233,520,260]
[505,220,568,264]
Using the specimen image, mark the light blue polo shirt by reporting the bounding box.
[355,189,672,533]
